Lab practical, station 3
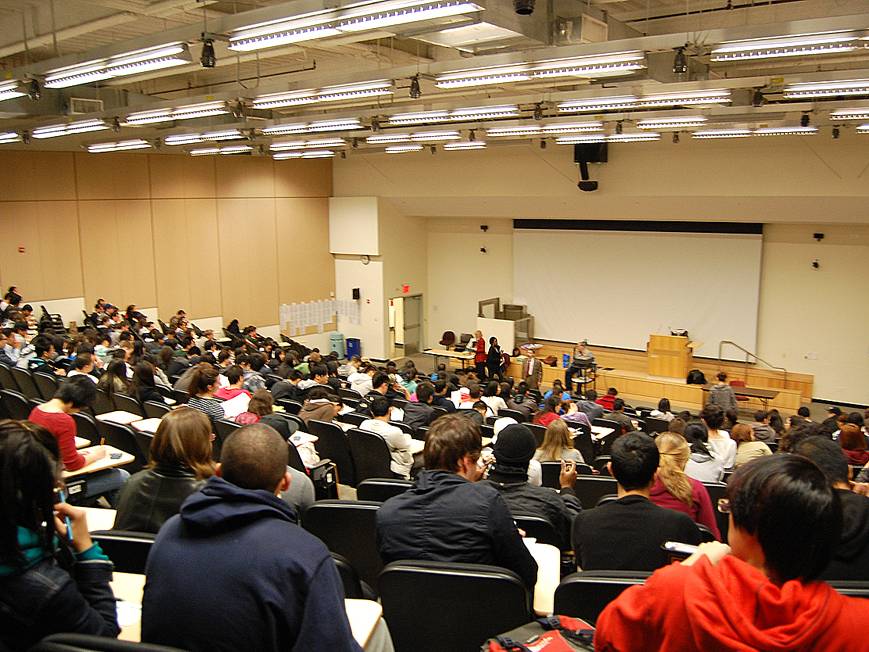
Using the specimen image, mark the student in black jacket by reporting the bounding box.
[130,361,166,405]
[0,421,119,651]
[572,432,701,571]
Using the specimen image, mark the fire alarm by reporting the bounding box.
[17,246,25,254]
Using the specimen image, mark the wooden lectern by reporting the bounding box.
[648,334,698,379]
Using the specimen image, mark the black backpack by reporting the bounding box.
[686,369,707,385]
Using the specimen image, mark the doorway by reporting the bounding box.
[389,295,423,359]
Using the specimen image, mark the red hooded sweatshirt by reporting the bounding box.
[595,555,869,651]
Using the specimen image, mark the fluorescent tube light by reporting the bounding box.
[44,43,191,88]
[388,110,450,125]
[270,138,346,151]
[486,126,543,137]
[830,109,869,121]
[558,90,729,113]
[388,105,518,125]
[164,129,245,145]
[541,122,603,134]
[87,139,152,153]
[856,123,869,133]
[435,51,645,89]
[190,145,253,156]
[711,31,860,62]
[0,80,26,103]
[385,144,424,153]
[637,116,707,129]
[443,140,486,150]
[556,132,658,144]
[228,0,483,52]
[691,129,752,139]
[752,126,818,136]
[125,101,229,125]
[366,133,411,144]
[784,79,869,99]
[273,149,335,159]
[32,119,109,139]
[0,131,22,144]
[558,95,639,113]
[262,118,363,135]
[409,130,460,141]
[252,80,393,109]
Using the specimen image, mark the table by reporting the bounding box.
[422,348,474,370]
[525,540,560,616]
[590,426,614,440]
[63,445,135,478]
[408,439,425,456]
[110,573,386,649]
[95,411,143,425]
[82,507,116,532]
[131,418,162,433]
[702,384,779,409]
[75,436,90,449]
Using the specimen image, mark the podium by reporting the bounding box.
[647,334,698,379]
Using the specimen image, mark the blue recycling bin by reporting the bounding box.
[330,332,346,358]
[346,337,361,359]
[562,353,571,368]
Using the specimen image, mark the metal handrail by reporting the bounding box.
[718,340,788,385]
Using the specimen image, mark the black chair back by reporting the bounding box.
[499,408,526,422]
[339,387,363,402]
[132,430,154,461]
[92,388,115,415]
[480,424,494,440]
[275,398,302,414]
[33,372,59,400]
[380,560,532,652]
[554,571,650,624]
[829,580,869,599]
[596,494,618,506]
[171,389,190,405]
[526,422,546,447]
[703,482,729,542]
[12,367,40,399]
[356,478,413,502]
[302,500,382,591]
[591,455,611,475]
[573,429,596,465]
[281,412,306,433]
[90,530,155,574]
[540,461,593,489]
[644,416,670,434]
[697,524,717,542]
[143,400,170,419]
[331,552,367,599]
[32,633,185,651]
[112,393,144,417]
[1,389,31,420]
[767,441,779,453]
[0,362,17,390]
[309,420,356,486]
[390,420,415,436]
[72,412,101,446]
[286,442,307,473]
[512,514,562,548]
[430,406,448,421]
[213,419,241,462]
[348,428,394,483]
[339,411,367,427]
[574,476,618,509]
[100,422,147,473]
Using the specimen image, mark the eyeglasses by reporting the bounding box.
[717,498,731,514]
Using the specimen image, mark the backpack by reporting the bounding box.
[483,616,595,652]
[686,369,707,385]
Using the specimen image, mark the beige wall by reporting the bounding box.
[0,151,333,327]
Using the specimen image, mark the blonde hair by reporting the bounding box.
[655,432,693,506]
[539,419,574,462]
[149,407,216,480]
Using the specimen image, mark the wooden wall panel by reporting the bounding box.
[152,199,190,318]
[217,199,278,326]
[276,198,333,303]
[149,155,216,199]
[36,201,83,300]
[0,202,44,297]
[75,153,150,200]
[215,157,274,198]
[274,159,332,197]
[0,152,76,201]
[183,199,221,319]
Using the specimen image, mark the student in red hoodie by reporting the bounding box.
[596,454,869,652]
[595,387,618,412]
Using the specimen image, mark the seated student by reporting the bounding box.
[129,360,166,406]
[115,407,215,533]
[684,422,725,483]
[360,397,413,479]
[505,381,533,419]
[457,383,486,412]
[596,387,619,412]
[299,364,339,397]
[701,404,736,469]
[235,389,296,436]
[543,379,571,402]
[649,398,675,422]
[560,401,592,429]
[365,371,410,406]
[486,423,582,550]
[535,419,585,464]
[67,352,98,383]
[27,334,66,376]
[732,423,772,467]
[28,376,129,505]
[214,365,250,401]
[533,396,561,427]
[433,380,457,413]
[142,424,360,652]
[462,400,488,427]
[185,364,226,423]
[572,432,701,571]
[595,455,869,652]
[839,423,869,466]
[239,353,269,393]
[575,389,604,421]
[348,363,375,396]
[0,328,20,366]
[605,398,638,435]
[299,387,342,426]
[481,380,508,415]
[750,410,777,442]
[650,433,720,539]
[376,414,538,589]
[0,421,120,650]
[402,382,437,431]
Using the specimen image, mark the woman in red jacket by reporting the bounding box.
[533,396,561,428]
[471,330,487,380]
[596,455,869,652]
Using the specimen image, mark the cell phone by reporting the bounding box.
[662,541,699,557]
[55,488,74,543]
[110,452,122,459]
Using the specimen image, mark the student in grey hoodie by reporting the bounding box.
[750,410,777,442]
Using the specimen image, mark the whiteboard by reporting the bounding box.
[512,229,762,360]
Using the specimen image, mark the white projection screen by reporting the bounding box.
[512,226,763,360]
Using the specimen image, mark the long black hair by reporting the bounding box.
[0,420,60,562]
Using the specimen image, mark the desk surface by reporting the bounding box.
[111,572,382,648]
[75,436,90,449]
[423,348,474,360]
[131,418,162,433]
[82,507,117,532]
[702,384,779,399]
[95,411,143,425]
[526,540,560,616]
[63,445,135,478]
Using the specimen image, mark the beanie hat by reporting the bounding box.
[493,424,537,468]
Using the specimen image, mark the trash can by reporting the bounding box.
[562,353,571,368]
[330,332,346,359]
[346,337,361,359]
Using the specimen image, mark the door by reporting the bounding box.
[402,295,422,356]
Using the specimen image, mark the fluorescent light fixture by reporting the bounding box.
[0,80,26,103]
[558,90,729,113]
[273,149,335,160]
[366,133,411,144]
[692,129,752,139]
[31,119,109,139]
[556,132,659,144]
[262,118,362,135]
[409,130,460,141]
[0,131,22,144]
[388,110,450,125]
[636,116,707,129]
[388,105,518,125]
[164,129,245,145]
[443,140,486,150]
[190,144,253,156]
[752,126,818,136]
[270,138,346,151]
[125,101,228,125]
[44,43,191,88]
[385,144,424,153]
[555,135,607,144]
[711,31,861,62]
[87,139,152,153]
[228,0,483,52]
[830,109,869,121]
[541,122,603,134]
[435,51,645,89]
[487,125,542,137]
[784,79,869,99]
[856,123,869,133]
[252,80,393,109]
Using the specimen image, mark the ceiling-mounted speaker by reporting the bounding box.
[573,143,608,164]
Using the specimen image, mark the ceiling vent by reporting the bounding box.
[68,97,105,115]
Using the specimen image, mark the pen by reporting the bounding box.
[58,489,74,543]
